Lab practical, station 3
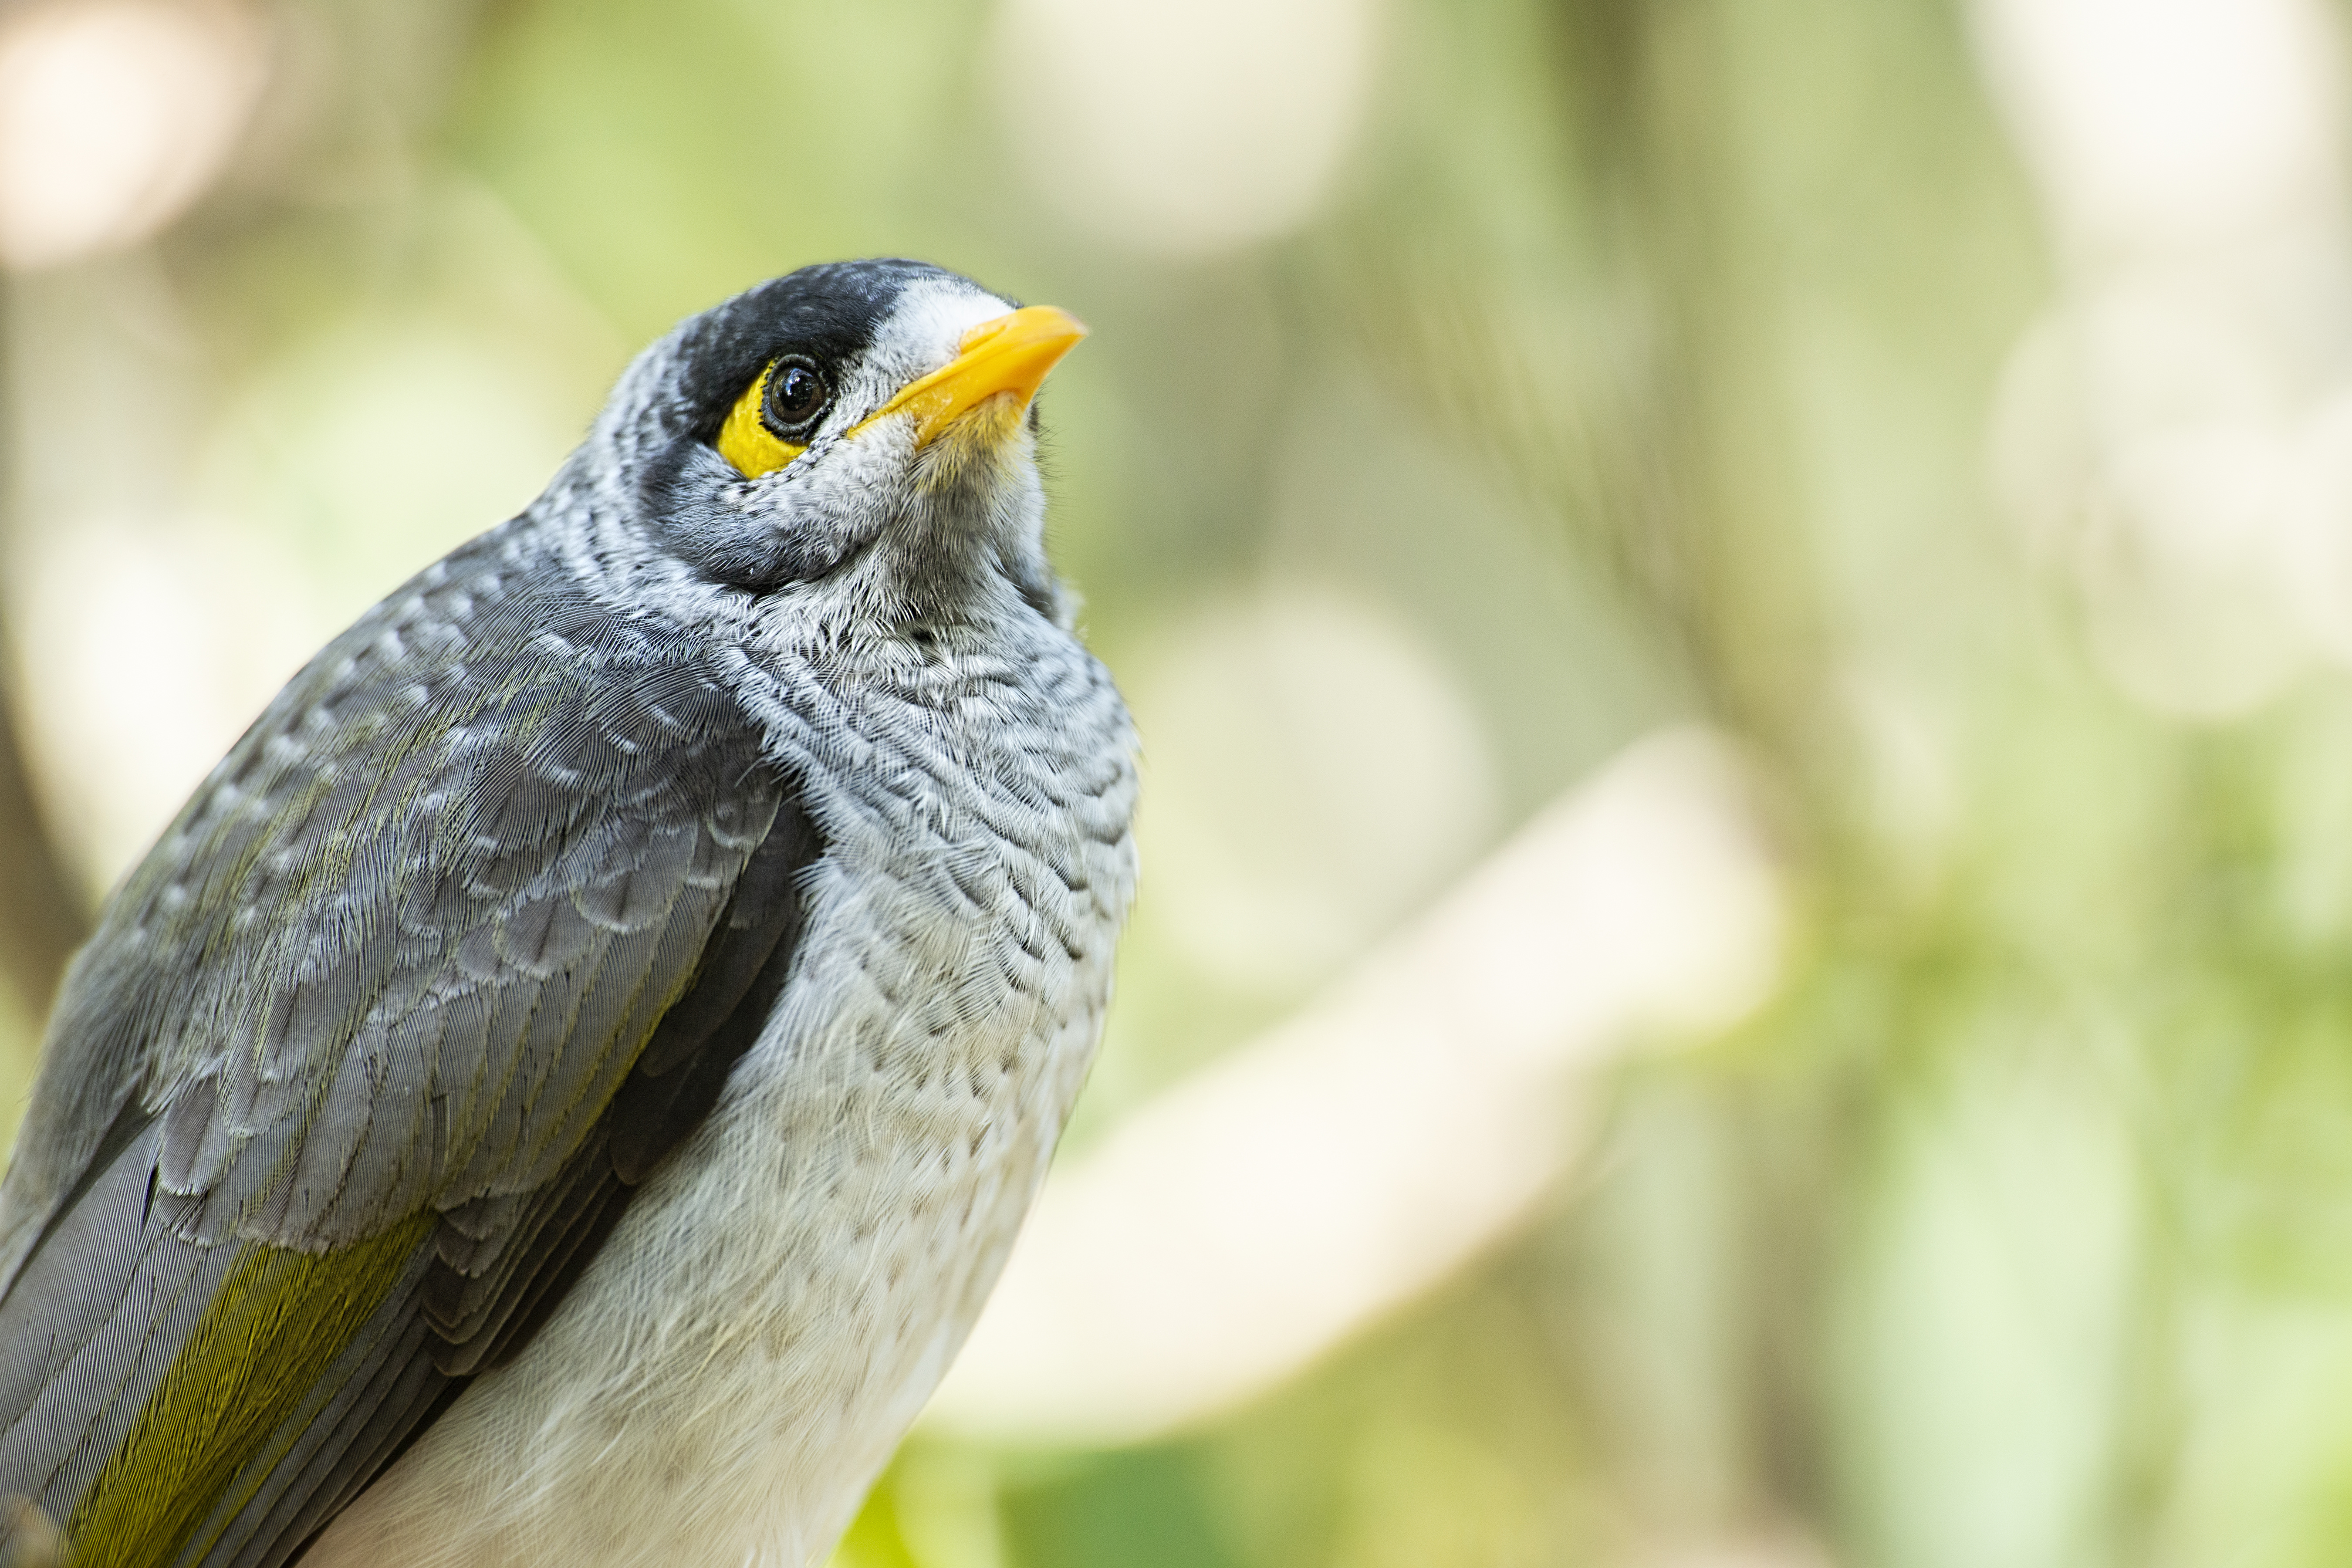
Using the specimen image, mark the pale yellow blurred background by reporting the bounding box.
[4,0,2352,1565]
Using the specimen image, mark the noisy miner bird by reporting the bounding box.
[0,258,1137,1568]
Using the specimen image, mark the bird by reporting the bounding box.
[0,257,1138,1568]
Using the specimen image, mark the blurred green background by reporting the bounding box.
[8,0,2352,1563]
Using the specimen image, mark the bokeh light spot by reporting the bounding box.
[985,0,1379,256]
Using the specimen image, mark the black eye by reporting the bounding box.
[762,358,830,438]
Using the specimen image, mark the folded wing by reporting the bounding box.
[0,524,818,1568]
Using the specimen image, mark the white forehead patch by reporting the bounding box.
[845,277,1016,416]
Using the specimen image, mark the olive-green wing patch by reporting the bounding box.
[67,1218,429,1568]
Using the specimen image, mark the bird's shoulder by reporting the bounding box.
[4,517,798,1264]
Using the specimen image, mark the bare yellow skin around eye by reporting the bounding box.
[716,362,806,477]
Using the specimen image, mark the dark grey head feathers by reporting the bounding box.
[583,259,1060,618]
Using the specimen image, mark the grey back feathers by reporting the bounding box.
[0,259,1139,1568]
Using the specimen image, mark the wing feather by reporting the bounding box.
[0,522,825,1566]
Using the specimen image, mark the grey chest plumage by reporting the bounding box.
[295,512,1138,1568]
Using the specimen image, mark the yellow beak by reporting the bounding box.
[858,305,1088,448]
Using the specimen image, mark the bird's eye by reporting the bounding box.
[764,362,829,435]
[717,356,831,479]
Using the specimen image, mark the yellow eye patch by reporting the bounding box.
[717,362,806,478]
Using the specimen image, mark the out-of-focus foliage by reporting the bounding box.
[7,0,2352,1564]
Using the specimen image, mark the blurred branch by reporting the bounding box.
[0,282,88,1019]
[0,670,81,1017]
[1329,0,1827,759]
[1539,0,1828,760]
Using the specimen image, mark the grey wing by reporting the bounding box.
[0,524,821,1568]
